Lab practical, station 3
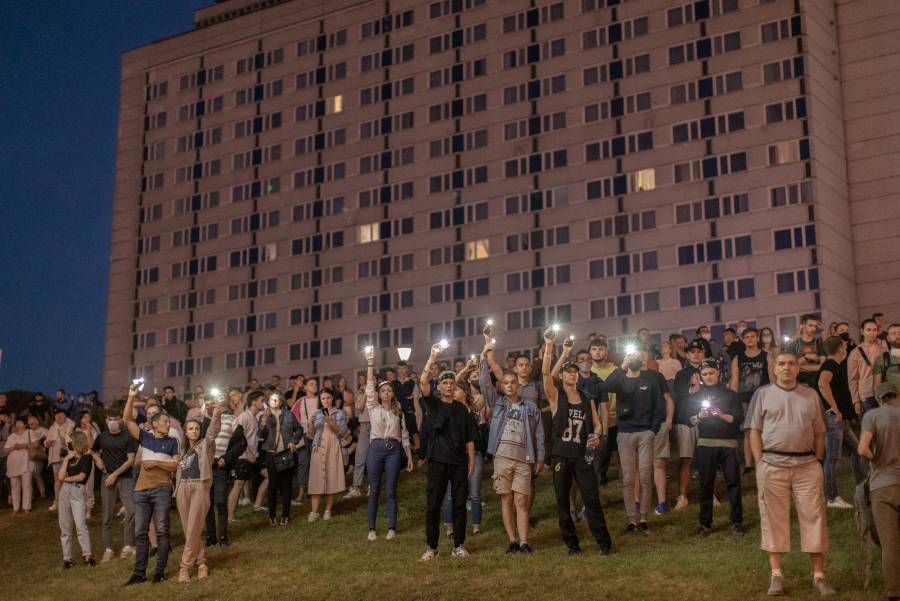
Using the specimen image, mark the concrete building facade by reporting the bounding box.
[103,0,899,395]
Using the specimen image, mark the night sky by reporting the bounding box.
[0,2,203,398]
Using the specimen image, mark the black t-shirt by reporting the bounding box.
[66,454,93,480]
[817,358,854,419]
[643,369,670,396]
[552,389,595,459]
[421,394,475,466]
[735,349,770,404]
[92,430,137,474]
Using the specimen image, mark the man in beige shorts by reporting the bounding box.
[749,352,835,597]
[479,342,545,554]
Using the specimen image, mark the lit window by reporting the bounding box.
[359,223,379,243]
[465,239,489,261]
[768,140,800,165]
[631,168,655,191]
[263,243,277,261]
[326,94,343,114]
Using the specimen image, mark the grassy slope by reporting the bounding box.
[0,462,884,601]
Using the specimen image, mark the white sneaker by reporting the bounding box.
[119,546,135,559]
[254,505,267,512]
[238,498,251,506]
[308,512,320,523]
[291,498,304,506]
[418,548,438,562]
[344,487,361,499]
[48,503,57,512]
[323,510,332,521]
[827,496,853,509]
[386,529,396,540]
[116,506,124,517]
[674,495,689,510]
[101,548,114,563]
[367,530,377,541]
[451,545,471,558]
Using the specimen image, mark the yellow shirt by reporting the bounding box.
[592,364,618,427]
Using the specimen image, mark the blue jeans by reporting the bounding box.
[366,439,402,530]
[824,412,866,501]
[443,452,483,526]
[133,487,172,578]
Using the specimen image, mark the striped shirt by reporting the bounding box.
[135,429,179,491]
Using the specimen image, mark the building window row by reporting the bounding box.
[679,277,755,307]
[506,226,570,253]
[359,182,414,208]
[675,193,749,224]
[589,251,658,278]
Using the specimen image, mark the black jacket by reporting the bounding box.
[687,384,742,441]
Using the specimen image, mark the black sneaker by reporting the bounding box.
[205,539,217,547]
[697,525,711,537]
[63,561,73,570]
[219,539,230,546]
[518,543,534,555]
[124,574,146,586]
[599,545,612,556]
[505,542,520,555]
[626,522,639,535]
[638,521,650,534]
[567,546,582,556]
[731,523,745,537]
[86,557,96,567]
[149,546,157,557]
[151,574,166,584]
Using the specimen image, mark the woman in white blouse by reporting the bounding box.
[363,348,414,541]
[4,416,34,512]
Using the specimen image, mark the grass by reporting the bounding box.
[0,460,886,601]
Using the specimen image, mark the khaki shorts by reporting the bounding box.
[492,455,533,496]
[675,424,697,458]
[757,461,828,553]
[654,422,671,460]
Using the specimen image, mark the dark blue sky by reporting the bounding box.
[0,2,204,397]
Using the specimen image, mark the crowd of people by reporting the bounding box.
[0,313,898,599]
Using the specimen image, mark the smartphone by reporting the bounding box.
[132,378,145,392]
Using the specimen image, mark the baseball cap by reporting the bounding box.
[877,381,898,400]
[686,339,706,352]
[700,359,719,371]
[438,370,457,382]
[560,362,579,373]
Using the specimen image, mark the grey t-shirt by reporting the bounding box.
[861,404,900,491]
[495,404,527,462]
[747,383,825,468]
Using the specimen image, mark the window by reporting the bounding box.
[770,181,812,207]
[586,131,654,161]
[588,210,656,239]
[761,16,802,43]
[679,278,755,307]
[675,193,749,223]
[291,266,343,290]
[763,56,804,84]
[504,112,566,140]
[505,149,568,177]
[503,75,565,104]
[503,3,563,31]
[429,278,490,303]
[590,292,660,319]
[584,92,651,122]
[506,304,570,330]
[673,152,748,183]
[428,93,487,122]
[429,166,488,193]
[677,235,753,265]
[359,182,414,208]
[672,111,745,143]
[586,169,657,199]
[506,226,570,253]
[776,268,819,294]
[358,253,414,278]
[505,187,567,215]
[773,224,816,250]
[670,70,742,104]
[768,139,809,165]
[326,95,343,114]
[430,201,488,229]
[589,251,658,278]
[289,338,342,361]
[466,238,490,261]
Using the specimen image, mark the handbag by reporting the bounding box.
[271,414,295,472]
[272,450,295,472]
[27,431,48,462]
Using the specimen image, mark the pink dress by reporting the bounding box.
[308,418,346,496]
